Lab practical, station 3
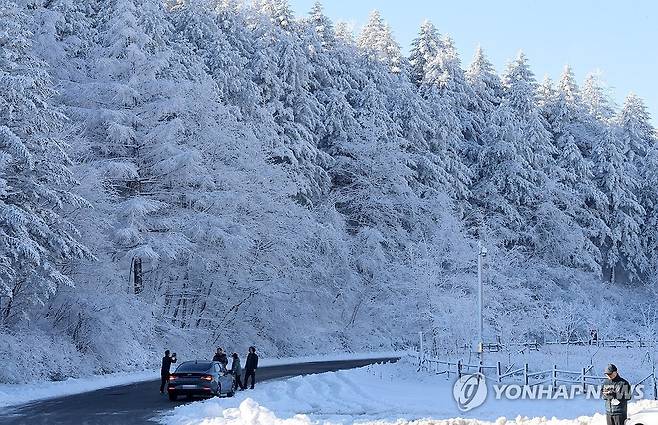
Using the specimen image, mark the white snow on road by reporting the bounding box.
[254,351,406,367]
[159,358,658,425]
[0,352,404,409]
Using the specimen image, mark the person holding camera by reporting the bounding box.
[160,350,177,394]
[601,364,631,425]
[213,347,228,367]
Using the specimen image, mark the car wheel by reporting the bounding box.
[168,392,177,401]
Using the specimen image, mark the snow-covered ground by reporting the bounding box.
[0,352,404,409]
[159,357,658,425]
[255,351,406,367]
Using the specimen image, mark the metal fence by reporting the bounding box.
[418,355,658,399]
[414,332,657,398]
[470,338,656,353]
[544,338,655,349]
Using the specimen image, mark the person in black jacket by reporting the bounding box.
[212,347,228,367]
[244,346,258,389]
[160,350,177,394]
[601,364,631,425]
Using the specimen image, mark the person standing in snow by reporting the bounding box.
[244,346,258,389]
[230,352,245,390]
[212,347,228,367]
[160,350,177,394]
[601,364,631,425]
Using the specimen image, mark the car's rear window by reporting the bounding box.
[175,361,212,372]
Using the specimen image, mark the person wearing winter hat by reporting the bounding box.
[601,364,631,425]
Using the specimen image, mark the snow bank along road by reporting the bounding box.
[161,358,658,425]
[0,357,399,425]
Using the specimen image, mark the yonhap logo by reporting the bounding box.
[451,373,646,411]
[453,373,488,411]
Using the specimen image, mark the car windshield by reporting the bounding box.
[175,361,212,372]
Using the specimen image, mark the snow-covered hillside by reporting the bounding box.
[1,0,656,384]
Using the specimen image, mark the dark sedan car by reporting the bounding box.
[167,360,236,401]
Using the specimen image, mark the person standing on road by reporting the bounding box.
[213,347,228,367]
[601,364,631,425]
[244,346,258,389]
[231,352,245,390]
[160,350,177,394]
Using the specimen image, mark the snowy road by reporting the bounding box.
[0,357,399,425]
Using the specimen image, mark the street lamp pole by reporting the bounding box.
[477,241,487,362]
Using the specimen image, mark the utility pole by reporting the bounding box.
[477,241,487,364]
[419,331,424,370]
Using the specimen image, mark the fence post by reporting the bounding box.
[458,359,463,378]
[552,364,557,391]
[582,367,586,392]
[524,363,529,386]
[497,361,502,383]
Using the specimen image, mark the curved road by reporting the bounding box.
[0,357,399,425]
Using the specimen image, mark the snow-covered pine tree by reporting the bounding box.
[617,94,657,282]
[592,124,646,283]
[0,1,90,323]
[465,46,503,231]
[257,0,295,30]
[422,37,478,165]
[328,70,419,332]
[356,10,384,52]
[466,46,503,117]
[470,52,556,254]
[173,0,259,115]
[501,52,586,263]
[465,46,503,161]
[260,22,332,205]
[334,21,354,44]
[418,38,473,203]
[408,20,441,86]
[502,52,555,173]
[536,66,606,271]
[641,135,658,283]
[582,72,615,121]
[536,75,557,111]
[357,10,402,73]
[618,93,654,162]
[85,0,212,294]
[471,101,537,247]
[306,1,334,47]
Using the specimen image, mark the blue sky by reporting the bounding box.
[289,0,656,125]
